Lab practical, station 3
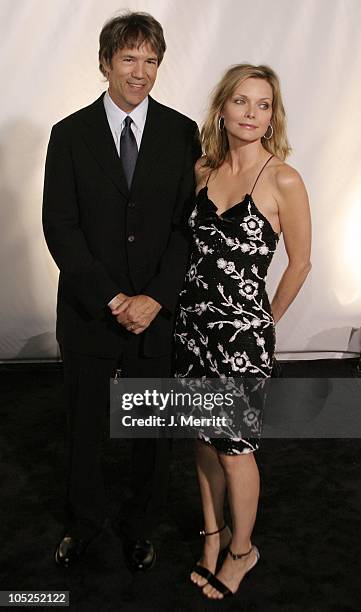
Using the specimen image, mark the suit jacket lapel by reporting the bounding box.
[80,93,129,198]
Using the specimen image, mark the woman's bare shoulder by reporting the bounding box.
[271,158,305,192]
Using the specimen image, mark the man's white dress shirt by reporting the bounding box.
[103,90,148,154]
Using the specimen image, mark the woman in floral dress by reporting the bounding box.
[174,64,312,599]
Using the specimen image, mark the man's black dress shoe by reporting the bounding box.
[122,536,156,572]
[54,534,90,568]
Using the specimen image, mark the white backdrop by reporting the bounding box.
[1,0,361,361]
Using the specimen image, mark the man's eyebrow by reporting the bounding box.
[121,52,158,60]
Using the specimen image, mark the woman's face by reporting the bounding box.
[222,77,273,143]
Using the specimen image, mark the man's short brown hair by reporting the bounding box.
[99,11,166,76]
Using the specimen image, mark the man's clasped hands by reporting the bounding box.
[108,293,161,334]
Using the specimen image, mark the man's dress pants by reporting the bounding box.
[62,345,171,540]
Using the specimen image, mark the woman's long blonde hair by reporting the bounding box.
[201,64,291,168]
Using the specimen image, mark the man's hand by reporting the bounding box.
[111,294,162,334]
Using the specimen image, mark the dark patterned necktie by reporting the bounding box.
[120,116,138,189]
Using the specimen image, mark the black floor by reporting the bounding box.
[0,361,360,611]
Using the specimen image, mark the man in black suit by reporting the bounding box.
[42,12,199,571]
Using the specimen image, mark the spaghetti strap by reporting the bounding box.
[250,155,274,196]
[205,170,213,186]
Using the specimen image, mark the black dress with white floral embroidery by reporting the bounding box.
[174,156,279,455]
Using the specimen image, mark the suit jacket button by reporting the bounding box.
[128,235,135,243]
[128,201,136,208]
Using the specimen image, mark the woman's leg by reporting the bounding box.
[191,439,231,586]
[203,451,260,599]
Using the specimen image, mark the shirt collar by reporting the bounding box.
[103,90,149,134]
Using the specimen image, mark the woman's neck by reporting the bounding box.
[225,139,269,175]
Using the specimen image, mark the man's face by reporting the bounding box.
[104,42,159,112]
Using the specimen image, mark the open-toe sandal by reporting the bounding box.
[204,544,260,598]
[191,524,231,586]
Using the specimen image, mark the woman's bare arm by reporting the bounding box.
[271,165,312,323]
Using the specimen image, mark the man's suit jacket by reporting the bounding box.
[42,93,200,358]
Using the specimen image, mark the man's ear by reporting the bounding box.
[101,58,111,80]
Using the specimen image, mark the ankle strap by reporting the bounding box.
[228,545,253,560]
[200,524,227,537]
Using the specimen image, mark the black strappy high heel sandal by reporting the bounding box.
[190,524,231,586]
[204,544,260,598]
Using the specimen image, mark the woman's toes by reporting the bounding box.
[202,584,211,596]
[202,580,226,599]
[190,572,206,587]
[203,585,219,599]
[212,588,222,599]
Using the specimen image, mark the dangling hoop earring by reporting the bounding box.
[218,116,224,131]
[263,124,273,140]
